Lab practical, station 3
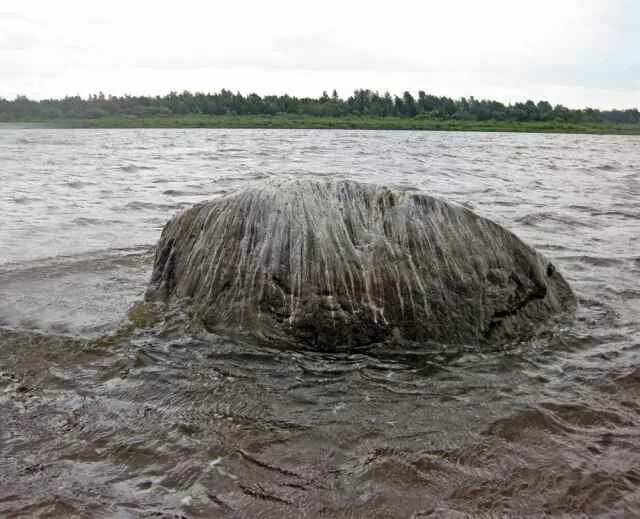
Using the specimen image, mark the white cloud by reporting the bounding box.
[1,0,638,108]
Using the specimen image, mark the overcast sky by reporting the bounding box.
[1,0,638,109]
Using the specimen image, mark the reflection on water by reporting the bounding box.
[1,129,639,516]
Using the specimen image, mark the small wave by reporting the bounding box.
[117,164,157,173]
[0,245,154,279]
[490,200,519,207]
[11,196,40,205]
[483,398,630,442]
[609,288,640,300]
[218,147,247,153]
[516,212,597,228]
[559,255,622,267]
[540,402,631,429]
[65,180,95,189]
[595,164,619,171]
[485,407,569,441]
[162,189,199,196]
[590,210,639,220]
[71,217,125,226]
[567,204,595,212]
[614,366,640,390]
[217,175,254,182]
[120,201,183,212]
[539,244,571,251]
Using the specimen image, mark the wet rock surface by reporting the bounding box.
[147,179,576,349]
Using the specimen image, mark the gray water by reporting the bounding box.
[1,129,639,517]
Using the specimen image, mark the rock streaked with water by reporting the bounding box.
[147,179,576,349]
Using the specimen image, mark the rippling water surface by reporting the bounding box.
[1,129,639,517]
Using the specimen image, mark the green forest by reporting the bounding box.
[2,89,639,134]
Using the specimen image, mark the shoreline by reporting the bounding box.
[2,115,640,135]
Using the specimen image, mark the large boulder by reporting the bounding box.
[146,179,576,349]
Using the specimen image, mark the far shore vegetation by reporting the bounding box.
[2,89,639,135]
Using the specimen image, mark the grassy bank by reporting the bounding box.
[12,114,640,135]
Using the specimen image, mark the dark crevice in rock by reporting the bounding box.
[484,280,549,339]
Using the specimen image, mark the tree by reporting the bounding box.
[402,91,417,117]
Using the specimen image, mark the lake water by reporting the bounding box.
[1,129,639,516]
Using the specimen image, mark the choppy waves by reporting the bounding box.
[0,129,639,516]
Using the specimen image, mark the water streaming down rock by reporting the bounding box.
[146,179,576,349]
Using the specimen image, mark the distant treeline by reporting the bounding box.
[2,89,639,124]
